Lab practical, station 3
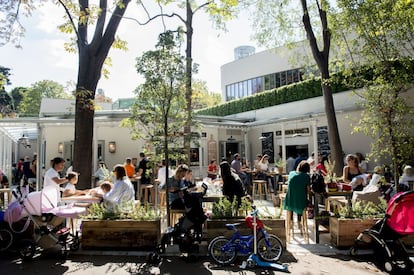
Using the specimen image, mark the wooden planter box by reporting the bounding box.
[206,218,286,248]
[81,219,161,250]
[329,217,378,248]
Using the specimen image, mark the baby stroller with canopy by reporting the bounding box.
[150,183,208,262]
[0,186,85,260]
[350,190,414,273]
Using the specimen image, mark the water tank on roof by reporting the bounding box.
[234,45,255,60]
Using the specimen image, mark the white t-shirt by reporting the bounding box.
[64,182,76,191]
[44,167,62,195]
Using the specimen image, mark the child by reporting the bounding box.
[62,172,89,197]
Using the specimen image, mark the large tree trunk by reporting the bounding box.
[301,0,344,176]
[71,0,131,189]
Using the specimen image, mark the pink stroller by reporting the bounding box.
[1,186,86,260]
[351,190,414,273]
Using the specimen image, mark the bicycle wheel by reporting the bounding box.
[0,228,13,252]
[208,236,237,265]
[257,234,283,262]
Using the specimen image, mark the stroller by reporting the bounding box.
[149,183,208,262]
[351,190,414,273]
[0,186,85,260]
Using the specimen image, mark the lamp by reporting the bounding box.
[108,141,116,153]
[58,142,63,154]
[19,133,31,149]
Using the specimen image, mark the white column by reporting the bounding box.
[281,123,286,172]
[312,120,318,158]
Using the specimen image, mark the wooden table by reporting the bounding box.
[61,195,101,205]
[312,190,353,243]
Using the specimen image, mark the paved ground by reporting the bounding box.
[0,249,387,275]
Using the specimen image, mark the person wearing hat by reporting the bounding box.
[43,157,69,196]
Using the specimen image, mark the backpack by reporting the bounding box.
[311,170,326,194]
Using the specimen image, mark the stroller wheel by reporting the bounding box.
[19,239,36,261]
[0,228,13,252]
[349,246,358,256]
[384,261,394,273]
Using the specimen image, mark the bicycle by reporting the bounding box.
[208,208,284,266]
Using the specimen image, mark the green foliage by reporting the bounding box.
[196,73,350,116]
[337,198,387,219]
[123,30,188,168]
[81,202,160,221]
[211,196,253,219]
[18,80,72,117]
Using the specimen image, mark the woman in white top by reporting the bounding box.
[100,164,134,210]
[43,157,69,196]
[256,154,275,192]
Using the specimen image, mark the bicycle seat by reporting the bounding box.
[225,223,241,230]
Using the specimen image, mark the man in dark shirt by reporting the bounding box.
[137,152,152,203]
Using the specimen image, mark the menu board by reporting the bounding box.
[261,132,274,163]
[317,126,330,155]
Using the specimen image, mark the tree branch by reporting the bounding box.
[57,0,81,44]
[90,0,107,49]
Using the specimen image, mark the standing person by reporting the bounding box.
[92,165,134,211]
[313,154,328,176]
[284,160,311,225]
[307,152,317,172]
[157,160,174,189]
[343,154,363,188]
[43,157,69,197]
[220,161,246,206]
[23,156,36,186]
[286,155,295,173]
[124,157,135,178]
[231,153,248,189]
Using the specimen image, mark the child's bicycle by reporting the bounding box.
[208,207,284,266]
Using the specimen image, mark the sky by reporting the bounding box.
[0,2,264,101]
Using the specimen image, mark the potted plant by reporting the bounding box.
[80,202,161,250]
[329,199,387,248]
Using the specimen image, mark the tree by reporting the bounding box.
[19,80,71,117]
[10,86,28,113]
[0,66,13,116]
[244,0,344,176]
[192,79,221,109]
[148,0,238,163]
[122,31,187,224]
[334,0,414,185]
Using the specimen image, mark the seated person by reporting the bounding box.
[399,165,414,191]
[344,173,371,191]
[62,172,89,197]
[207,159,218,179]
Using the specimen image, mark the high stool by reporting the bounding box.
[252,180,268,200]
[169,209,185,227]
[159,190,166,208]
[285,209,309,243]
[139,184,154,205]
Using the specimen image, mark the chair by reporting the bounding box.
[285,209,309,244]
[139,184,154,205]
[169,209,185,227]
[159,190,166,208]
[252,179,268,200]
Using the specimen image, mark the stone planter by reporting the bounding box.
[206,218,286,248]
[329,217,378,248]
[81,219,161,250]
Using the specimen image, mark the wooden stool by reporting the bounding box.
[139,184,154,205]
[252,180,268,200]
[169,209,185,227]
[285,209,309,243]
[159,190,166,208]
